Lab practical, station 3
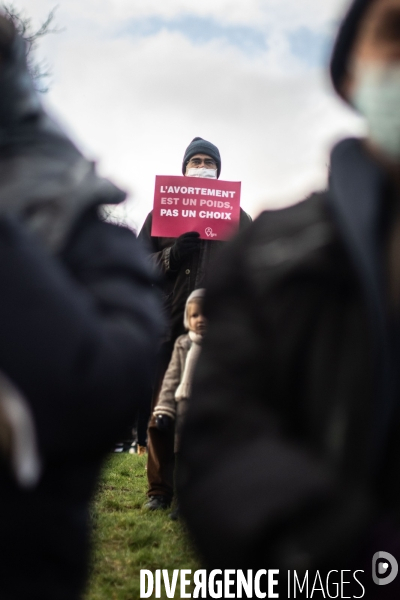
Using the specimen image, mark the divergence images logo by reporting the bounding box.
[372,552,399,586]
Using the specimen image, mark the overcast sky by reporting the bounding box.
[10,0,365,232]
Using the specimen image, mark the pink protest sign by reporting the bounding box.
[151,175,241,241]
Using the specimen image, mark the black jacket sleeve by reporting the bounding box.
[0,210,163,463]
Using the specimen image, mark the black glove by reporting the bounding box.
[170,232,200,270]
[155,414,173,432]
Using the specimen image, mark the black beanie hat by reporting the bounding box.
[330,0,375,100]
[182,137,221,178]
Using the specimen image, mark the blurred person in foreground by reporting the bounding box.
[139,138,251,510]
[178,0,400,593]
[0,15,161,600]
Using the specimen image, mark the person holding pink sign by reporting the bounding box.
[138,137,251,510]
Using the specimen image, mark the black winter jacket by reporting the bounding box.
[178,139,400,581]
[0,20,162,599]
[138,208,252,342]
[0,209,162,600]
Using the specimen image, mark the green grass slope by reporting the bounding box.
[84,454,200,600]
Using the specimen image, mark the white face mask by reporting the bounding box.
[186,167,217,179]
[352,63,400,162]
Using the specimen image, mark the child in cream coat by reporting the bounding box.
[154,289,206,456]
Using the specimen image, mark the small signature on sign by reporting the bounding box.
[205,227,217,238]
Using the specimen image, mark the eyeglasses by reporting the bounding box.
[187,157,217,169]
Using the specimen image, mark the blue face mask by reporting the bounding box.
[352,63,400,161]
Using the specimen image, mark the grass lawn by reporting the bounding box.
[84,453,200,600]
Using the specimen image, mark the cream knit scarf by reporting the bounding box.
[175,331,203,401]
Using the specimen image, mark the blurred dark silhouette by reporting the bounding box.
[0,13,162,600]
[179,0,400,596]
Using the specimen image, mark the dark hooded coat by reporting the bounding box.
[178,138,400,587]
[0,20,162,600]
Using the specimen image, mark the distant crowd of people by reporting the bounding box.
[2,0,400,598]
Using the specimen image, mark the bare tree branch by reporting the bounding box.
[0,3,61,92]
